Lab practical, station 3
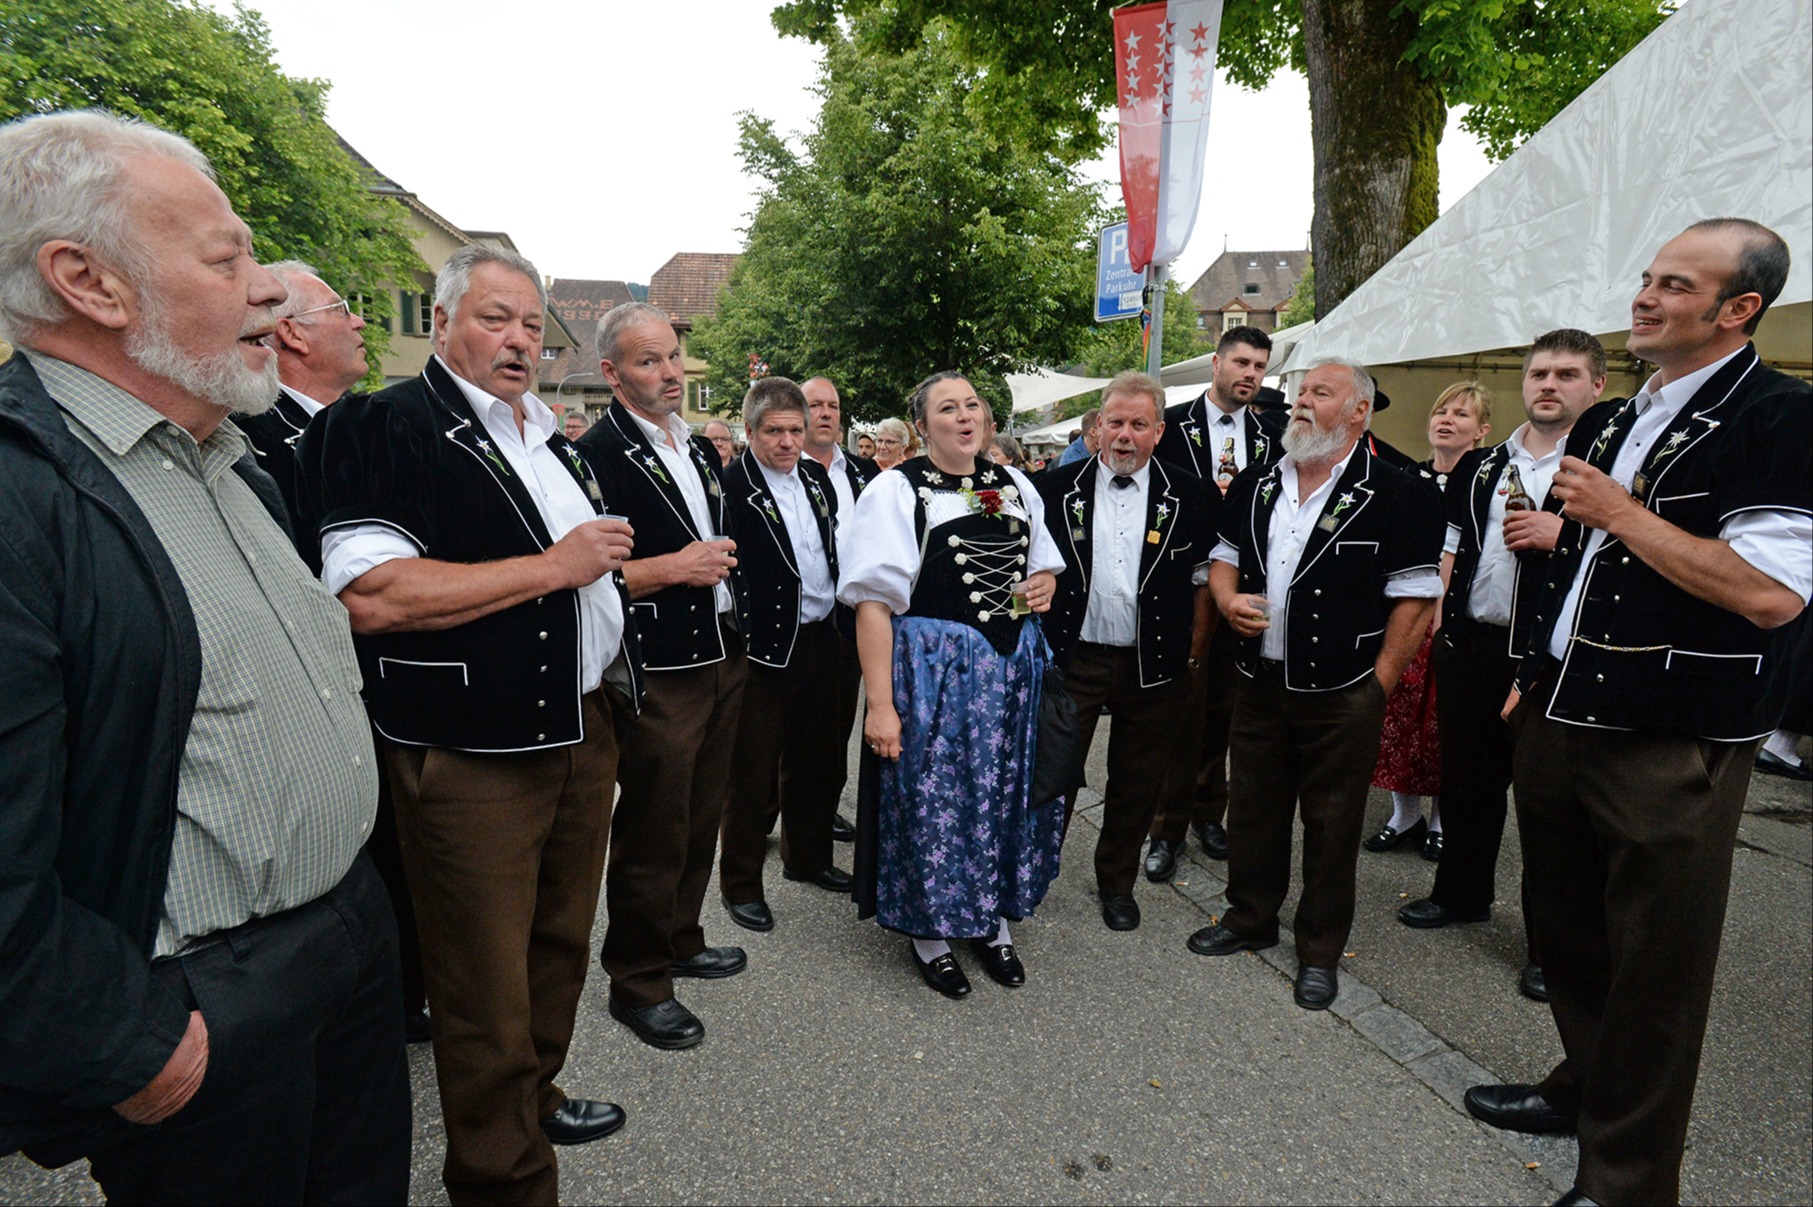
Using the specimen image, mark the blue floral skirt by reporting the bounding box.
[869,616,1065,938]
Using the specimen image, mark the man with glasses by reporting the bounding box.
[239,261,367,562]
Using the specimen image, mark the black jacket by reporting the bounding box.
[0,354,285,1155]
[300,359,642,751]
[721,452,841,668]
[1040,455,1219,687]
[1156,394,1283,486]
[1219,444,1445,691]
[1518,345,1811,739]
[236,389,348,571]
[577,402,748,671]
[1440,441,1567,658]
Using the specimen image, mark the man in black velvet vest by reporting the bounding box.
[1463,221,1811,1207]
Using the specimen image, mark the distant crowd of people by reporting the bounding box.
[2,108,1808,1207]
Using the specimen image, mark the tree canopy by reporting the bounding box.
[691,22,1106,423]
[773,0,1671,316]
[0,0,423,374]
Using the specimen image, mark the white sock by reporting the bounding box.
[1763,729,1804,763]
[1428,800,1443,835]
[912,938,952,963]
[989,918,1013,948]
[1388,792,1426,832]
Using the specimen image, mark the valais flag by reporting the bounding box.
[1114,0,1225,273]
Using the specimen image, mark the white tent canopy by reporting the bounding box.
[1275,0,1811,377]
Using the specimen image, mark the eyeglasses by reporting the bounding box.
[287,298,354,322]
[874,437,903,447]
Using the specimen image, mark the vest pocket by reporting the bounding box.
[377,657,471,687]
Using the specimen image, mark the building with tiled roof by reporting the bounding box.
[646,253,742,428]
[1186,249,1310,335]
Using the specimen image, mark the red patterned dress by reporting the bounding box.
[1373,623,1441,795]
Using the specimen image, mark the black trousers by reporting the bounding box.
[719,621,848,901]
[1429,626,1533,956]
[85,855,412,1206]
[1514,671,1758,1206]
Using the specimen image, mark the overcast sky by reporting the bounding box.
[216,0,1496,291]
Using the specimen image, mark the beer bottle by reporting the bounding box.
[1504,463,1532,512]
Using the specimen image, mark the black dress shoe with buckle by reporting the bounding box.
[1463,1083,1576,1134]
[1519,962,1550,1002]
[1186,922,1277,957]
[1421,830,1444,862]
[912,947,971,999]
[609,996,704,1050]
[1363,816,1427,852]
[670,946,747,979]
[1757,748,1813,780]
[724,899,774,932]
[1397,897,1490,928]
[404,1006,432,1044]
[541,1098,626,1145]
[782,864,854,892]
[1194,820,1229,860]
[1144,838,1179,882]
[1100,893,1141,931]
[969,939,1026,987]
[1294,965,1339,1010]
[832,811,858,840]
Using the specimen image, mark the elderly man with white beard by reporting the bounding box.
[0,110,409,1201]
[1183,359,1444,1010]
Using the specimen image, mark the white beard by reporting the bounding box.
[126,294,278,415]
[1282,413,1353,464]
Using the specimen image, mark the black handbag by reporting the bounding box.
[1030,659,1088,807]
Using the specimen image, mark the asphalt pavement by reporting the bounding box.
[5,730,1808,1206]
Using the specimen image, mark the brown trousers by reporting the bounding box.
[1062,642,1192,896]
[1513,674,1757,1206]
[1149,625,1239,842]
[603,638,748,1006]
[387,689,618,1206]
[718,621,850,902]
[1221,665,1388,968]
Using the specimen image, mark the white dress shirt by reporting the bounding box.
[1206,405,1251,481]
[814,445,858,533]
[318,357,625,691]
[1442,424,1566,626]
[278,382,329,417]
[756,457,837,623]
[1079,460,1148,646]
[1211,446,1442,661]
[623,405,736,616]
[1548,347,1813,660]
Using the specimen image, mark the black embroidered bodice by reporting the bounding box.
[901,457,1032,656]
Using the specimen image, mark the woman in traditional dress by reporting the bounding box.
[837,371,1067,999]
[1365,381,1492,861]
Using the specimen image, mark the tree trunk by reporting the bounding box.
[1302,0,1446,318]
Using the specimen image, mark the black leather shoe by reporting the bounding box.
[1363,816,1426,852]
[671,946,747,979]
[1194,820,1229,860]
[912,947,971,999]
[969,939,1026,987]
[1553,1188,1600,1206]
[1421,830,1444,862]
[782,864,854,892]
[1757,748,1813,780]
[1397,897,1490,928]
[832,811,858,840]
[1186,922,1277,957]
[1519,962,1550,1002]
[1100,893,1141,931]
[541,1098,626,1145]
[724,899,774,932]
[404,1006,432,1044]
[609,996,704,1050]
[1144,838,1179,882]
[1463,1083,1576,1134]
[1294,965,1338,1010]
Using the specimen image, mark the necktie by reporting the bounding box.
[1111,474,1135,490]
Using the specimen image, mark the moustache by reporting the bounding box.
[493,352,532,372]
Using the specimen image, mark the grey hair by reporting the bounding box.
[266,260,327,321]
[1306,356,1377,429]
[596,301,674,365]
[435,243,546,328]
[875,416,913,445]
[1101,370,1165,423]
[743,376,808,433]
[0,109,213,344]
